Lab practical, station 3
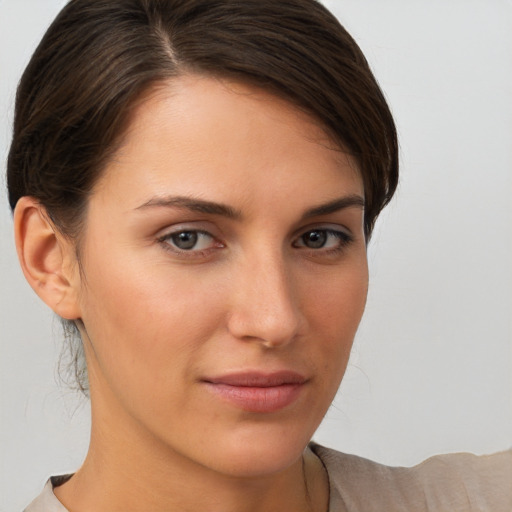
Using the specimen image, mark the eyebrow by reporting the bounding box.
[301,195,365,220]
[135,193,365,220]
[135,196,242,219]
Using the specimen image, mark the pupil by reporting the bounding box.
[172,231,198,250]
[305,230,326,248]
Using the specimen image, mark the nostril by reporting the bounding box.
[227,303,301,348]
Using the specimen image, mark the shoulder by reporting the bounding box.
[23,475,72,512]
[310,443,512,512]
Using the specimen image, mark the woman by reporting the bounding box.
[5,0,511,510]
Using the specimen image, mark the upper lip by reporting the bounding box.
[203,371,308,387]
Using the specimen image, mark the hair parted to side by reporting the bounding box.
[7,0,399,394]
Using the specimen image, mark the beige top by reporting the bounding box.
[312,444,512,511]
[24,444,512,512]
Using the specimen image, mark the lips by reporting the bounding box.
[202,371,308,413]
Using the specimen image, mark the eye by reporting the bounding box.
[158,229,221,253]
[293,228,352,251]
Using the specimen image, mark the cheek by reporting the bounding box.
[77,266,231,436]
[307,254,368,326]
[302,256,368,375]
[77,250,226,389]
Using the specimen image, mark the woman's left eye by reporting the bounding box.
[158,230,220,253]
[293,228,352,251]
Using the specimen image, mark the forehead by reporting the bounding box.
[92,74,363,212]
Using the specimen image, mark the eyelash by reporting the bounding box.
[157,230,223,258]
[157,227,353,258]
[292,228,353,256]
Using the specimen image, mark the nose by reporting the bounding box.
[226,251,302,348]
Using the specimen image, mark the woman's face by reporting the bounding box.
[73,75,368,477]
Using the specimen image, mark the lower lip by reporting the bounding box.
[203,382,304,413]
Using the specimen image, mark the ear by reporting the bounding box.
[14,197,82,320]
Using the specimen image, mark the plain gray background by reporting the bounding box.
[1,1,511,510]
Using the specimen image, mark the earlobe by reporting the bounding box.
[14,197,82,320]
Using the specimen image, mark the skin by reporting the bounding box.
[15,75,368,512]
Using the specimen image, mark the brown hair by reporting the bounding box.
[7,0,398,392]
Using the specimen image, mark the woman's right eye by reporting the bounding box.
[158,229,222,254]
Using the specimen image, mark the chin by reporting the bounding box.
[192,422,315,478]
